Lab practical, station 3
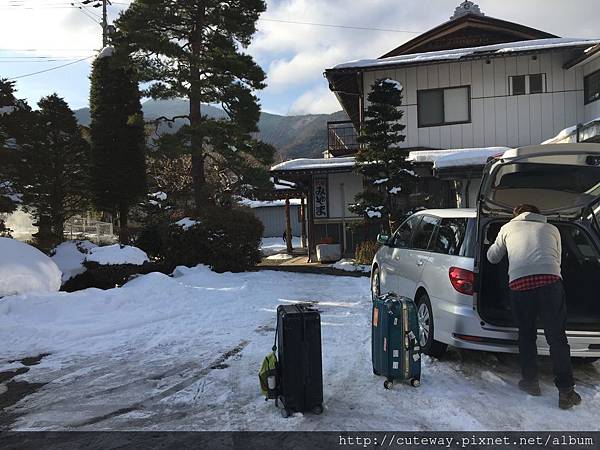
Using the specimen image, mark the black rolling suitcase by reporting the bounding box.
[275,304,324,417]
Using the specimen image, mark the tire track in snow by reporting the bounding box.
[71,340,249,428]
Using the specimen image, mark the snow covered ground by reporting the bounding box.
[260,236,301,256]
[1,267,599,431]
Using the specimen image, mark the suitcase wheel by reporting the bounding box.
[281,408,290,418]
[383,380,393,390]
[311,404,324,415]
[410,378,421,388]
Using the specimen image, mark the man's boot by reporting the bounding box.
[559,387,582,410]
[518,379,541,396]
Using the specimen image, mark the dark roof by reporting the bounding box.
[380,13,557,58]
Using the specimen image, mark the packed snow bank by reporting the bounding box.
[331,258,371,273]
[260,236,301,256]
[85,244,148,266]
[0,237,62,297]
[2,267,599,431]
[50,240,97,283]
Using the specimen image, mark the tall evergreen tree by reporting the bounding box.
[351,78,413,234]
[90,49,147,243]
[0,80,19,236]
[10,94,91,246]
[0,80,19,217]
[114,0,274,212]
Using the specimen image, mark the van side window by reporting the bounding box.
[391,216,422,248]
[432,218,468,255]
[412,215,440,250]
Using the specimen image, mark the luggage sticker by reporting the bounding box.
[408,331,416,340]
[393,318,398,326]
[393,350,399,358]
[392,362,399,369]
[383,337,387,352]
[373,307,379,327]
[413,354,421,361]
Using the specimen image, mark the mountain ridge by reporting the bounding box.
[74,99,349,160]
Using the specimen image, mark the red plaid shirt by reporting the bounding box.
[509,274,561,291]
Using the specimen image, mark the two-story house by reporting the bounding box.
[271,1,600,261]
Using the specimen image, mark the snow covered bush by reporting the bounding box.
[162,208,263,273]
[58,243,155,291]
[0,237,62,297]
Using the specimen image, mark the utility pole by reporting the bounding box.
[102,0,108,47]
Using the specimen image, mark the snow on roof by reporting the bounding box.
[333,38,600,70]
[413,208,477,218]
[271,157,356,172]
[238,198,301,209]
[542,116,600,144]
[408,147,509,169]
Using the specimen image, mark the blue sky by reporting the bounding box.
[1,0,599,116]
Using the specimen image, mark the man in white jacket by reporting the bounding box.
[487,204,581,410]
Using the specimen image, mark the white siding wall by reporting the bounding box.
[362,49,586,149]
[583,56,600,122]
[327,172,363,219]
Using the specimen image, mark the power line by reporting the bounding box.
[7,55,95,80]
[258,18,422,34]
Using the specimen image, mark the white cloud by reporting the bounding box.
[289,84,341,114]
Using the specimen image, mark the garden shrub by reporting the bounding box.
[355,240,380,265]
[61,260,170,292]
[161,207,264,273]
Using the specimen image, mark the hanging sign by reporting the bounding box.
[313,176,328,218]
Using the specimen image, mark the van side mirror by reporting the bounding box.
[377,234,390,245]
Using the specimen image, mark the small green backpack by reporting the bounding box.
[258,351,278,398]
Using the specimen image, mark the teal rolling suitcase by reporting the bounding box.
[372,293,421,389]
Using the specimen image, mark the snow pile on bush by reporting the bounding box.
[174,217,200,230]
[0,237,62,297]
[50,240,97,283]
[85,244,149,266]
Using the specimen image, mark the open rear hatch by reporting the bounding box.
[478,143,600,220]
[476,143,600,330]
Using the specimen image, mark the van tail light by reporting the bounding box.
[449,267,475,295]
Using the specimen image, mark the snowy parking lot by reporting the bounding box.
[1,267,600,431]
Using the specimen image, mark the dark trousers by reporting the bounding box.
[510,280,574,389]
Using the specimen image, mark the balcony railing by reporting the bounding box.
[327,120,359,156]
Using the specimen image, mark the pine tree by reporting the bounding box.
[0,80,18,217]
[10,94,91,246]
[351,78,413,234]
[90,49,147,243]
[114,0,274,212]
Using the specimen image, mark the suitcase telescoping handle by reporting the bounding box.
[272,312,279,352]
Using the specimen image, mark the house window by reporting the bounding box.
[509,74,547,95]
[417,86,471,127]
[584,70,600,104]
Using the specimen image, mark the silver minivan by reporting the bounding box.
[371,143,600,359]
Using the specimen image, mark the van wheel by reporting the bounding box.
[371,266,381,301]
[416,293,447,358]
